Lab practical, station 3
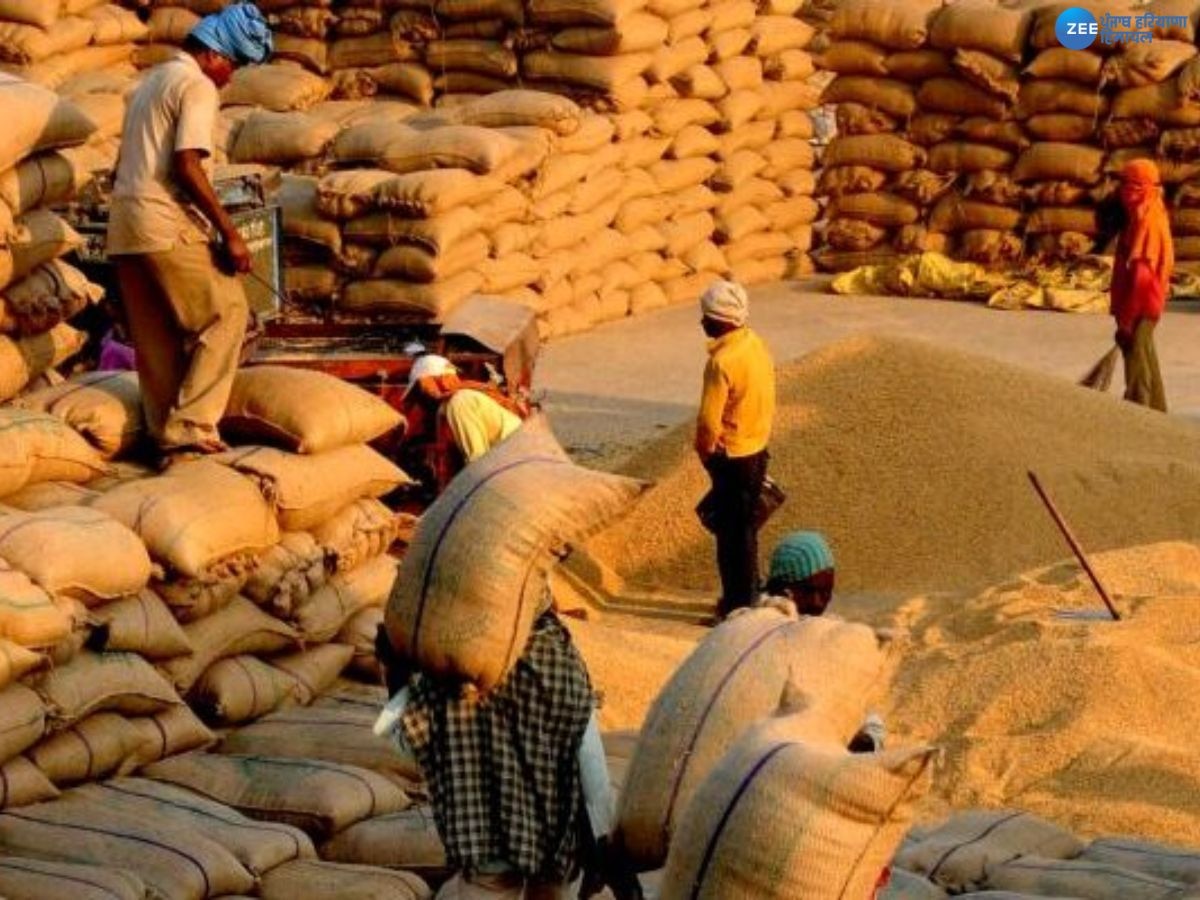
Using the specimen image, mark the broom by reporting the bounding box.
[1079,345,1121,392]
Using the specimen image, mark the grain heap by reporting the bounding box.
[0,364,412,807]
[585,334,1200,597]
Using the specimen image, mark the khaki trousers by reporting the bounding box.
[1120,318,1167,413]
[435,873,569,900]
[114,244,248,451]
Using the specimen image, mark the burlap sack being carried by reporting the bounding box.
[659,718,936,900]
[221,63,332,111]
[30,650,181,730]
[320,806,447,873]
[143,752,411,840]
[14,371,143,458]
[0,795,256,899]
[386,416,645,691]
[828,0,941,49]
[292,555,397,644]
[92,460,279,579]
[223,366,403,455]
[159,596,299,693]
[618,609,885,869]
[190,654,302,724]
[27,711,147,786]
[213,445,410,532]
[0,506,151,604]
[70,776,316,876]
[260,860,431,900]
[0,857,146,900]
[88,589,191,659]
[895,809,1085,891]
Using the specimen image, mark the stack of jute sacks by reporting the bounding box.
[0,0,146,90]
[0,76,116,405]
[0,362,413,806]
[609,600,936,898]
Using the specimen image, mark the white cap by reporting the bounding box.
[405,354,456,397]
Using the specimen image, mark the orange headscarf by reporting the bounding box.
[1118,159,1174,290]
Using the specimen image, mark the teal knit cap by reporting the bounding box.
[768,531,834,583]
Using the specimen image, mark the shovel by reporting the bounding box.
[1079,344,1121,392]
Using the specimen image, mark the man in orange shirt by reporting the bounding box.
[694,280,776,617]
[1110,159,1173,412]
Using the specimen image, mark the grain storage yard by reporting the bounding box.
[0,0,1197,896]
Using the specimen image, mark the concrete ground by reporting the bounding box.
[537,278,1200,465]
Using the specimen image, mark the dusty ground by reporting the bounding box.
[536,278,1200,468]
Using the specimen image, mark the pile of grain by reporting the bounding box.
[586,334,1200,597]
[861,540,1200,845]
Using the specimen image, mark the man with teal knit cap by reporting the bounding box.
[108,3,272,467]
[764,531,836,617]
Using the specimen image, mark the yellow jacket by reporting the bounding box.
[443,389,522,462]
[695,326,775,459]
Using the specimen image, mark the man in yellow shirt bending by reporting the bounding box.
[694,280,776,617]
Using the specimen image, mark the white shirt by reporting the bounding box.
[107,52,219,255]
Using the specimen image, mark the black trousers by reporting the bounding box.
[705,450,768,617]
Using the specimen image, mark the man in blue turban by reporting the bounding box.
[106,4,271,467]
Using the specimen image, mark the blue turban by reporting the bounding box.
[769,531,834,584]
[190,3,273,66]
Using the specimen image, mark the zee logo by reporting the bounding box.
[1056,6,1099,48]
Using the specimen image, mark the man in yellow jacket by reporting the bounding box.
[695,280,776,617]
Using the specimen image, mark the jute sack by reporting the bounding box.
[1,260,102,337]
[0,150,97,217]
[917,78,1009,118]
[0,76,96,172]
[715,55,765,91]
[260,860,431,900]
[279,175,342,254]
[345,205,485,254]
[894,225,952,255]
[659,718,936,900]
[0,857,146,900]
[820,165,888,196]
[1013,142,1104,184]
[220,697,421,780]
[896,810,1085,891]
[376,125,526,175]
[424,39,517,78]
[0,795,256,899]
[0,18,95,67]
[714,206,768,243]
[191,654,298,726]
[143,752,411,840]
[159,597,299,693]
[952,50,1019,103]
[982,856,1188,898]
[0,0,61,27]
[0,480,96,511]
[284,265,339,303]
[0,562,72,648]
[821,76,917,119]
[92,460,279,579]
[330,33,421,70]
[894,170,956,205]
[11,211,83,282]
[0,325,88,406]
[711,149,768,192]
[292,555,398,643]
[1106,117,1160,149]
[660,211,715,257]
[26,711,147,785]
[1025,47,1103,83]
[245,532,331,615]
[1114,81,1200,125]
[274,35,329,75]
[523,49,654,92]
[154,554,256,623]
[1165,128,1200,161]
[930,196,1023,232]
[929,1,1031,62]
[81,5,148,44]
[1026,113,1096,142]
[231,111,340,165]
[339,606,384,681]
[387,416,644,690]
[0,638,43,691]
[89,589,191,659]
[223,366,402,455]
[1102,39,1196,88]
[320,806,447,872]
[929,142,1015,173]
[1027,206,1099,235]
[618,609,884,869]
[717,179,783,217]
[480,253,541,293]
[961,171,1023,205]
[1079,836,1200,884]
[824,134,925,172]
[214,445,410,532]
[339,272,482,320]
[13,371,142,458]
[1030,0,1131,49]
[222,63,331,111]
[0,755,58,808]
[0,506,151,604]
[71,777,316,876]
[312,498,407,573]
[31,651,180,730]
[828,0,941,49]
[886,48,954,82]
[527,0,648,26]
[819,40,889,76]
[0,684,44,764]
[728,257,787,287]
[748,16,813,56]
[882,869,948,898]
[827,218,887,251]
[1018,80,1109,119]
[829,194,920,227]
[126,705,216,769]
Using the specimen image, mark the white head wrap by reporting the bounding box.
[405,353,456,396]
[700,279,750,327]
